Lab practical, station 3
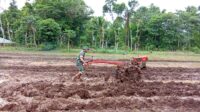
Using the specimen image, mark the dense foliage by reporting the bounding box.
[0,0,200,51]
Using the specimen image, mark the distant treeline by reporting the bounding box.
[0,0,200,52]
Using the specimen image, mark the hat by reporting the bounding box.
[83,46,90,50]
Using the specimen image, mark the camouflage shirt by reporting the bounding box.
[76,50,85,64]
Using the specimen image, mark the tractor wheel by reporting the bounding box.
[140,62,146,69]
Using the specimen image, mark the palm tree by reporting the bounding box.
[64,30,76,52]
[92,17,106,48]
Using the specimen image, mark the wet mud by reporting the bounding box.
[0,53,200,112]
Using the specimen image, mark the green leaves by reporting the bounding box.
[113,3,126,15]
[1,0,200,52]
[64,29,76,39]
[37,19,61,44]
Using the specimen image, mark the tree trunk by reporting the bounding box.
[7,24,11,40]
[101,26,104,48]
[33,30,37,47]
[134,43,137,51]
[6,19,11,41]
[130,30,133,51]
[95,37,97,48]
[114,30,118,52]
[25,32,28,46]
[59,35,63,47]
[125,12,130,49]
[138,30,141,50]
[178,39,180,49]
[105,40,108,48]
[116,42,118,52]
[91,31,94,47]
[68,37,70,52]
[135,21,140,51]
[0,15,6,46]
[100,33,102,48]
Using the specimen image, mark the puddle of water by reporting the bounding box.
[0,98,8,107]
[0,79,8,84]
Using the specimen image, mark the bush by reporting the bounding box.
[37,19,61,44]
[93,48,128,54]
[39,42,57,51]
[26,43,36,48]
[190,47,200,54]
[145,44,156,51]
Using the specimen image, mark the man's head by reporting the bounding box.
[83,46,90,52]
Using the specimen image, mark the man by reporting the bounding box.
[72,46,90,81]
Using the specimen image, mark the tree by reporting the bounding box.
[104,0,138,49]
[33,0,92,46]
[37,18,61,44]
[0,7,6,44]
[103,0,126,50]
[90,17,107,48]
[112,17,123,50]
[84,19,98,48]
[1,0,200,52]
[103,0,117,20]
[23,16,37,46]
[1,0,22,42]
[64,29,76,51]
[132,4,162,50]
[124,0,138,48]
[176,6,200,50]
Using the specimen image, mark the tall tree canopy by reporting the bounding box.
[0,0,200,52]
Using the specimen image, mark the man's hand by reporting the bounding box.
[80,56,85,63]
[83,62,88,66]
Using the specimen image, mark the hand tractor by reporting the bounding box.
[86,56,148,82]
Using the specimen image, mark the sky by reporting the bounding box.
[0,0,200,15]
[84,0,200,16]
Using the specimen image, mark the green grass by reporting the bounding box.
[0,46,200,61]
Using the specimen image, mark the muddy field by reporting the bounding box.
[0,53,200,112]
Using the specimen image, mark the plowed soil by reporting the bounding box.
[0,52,200,112]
